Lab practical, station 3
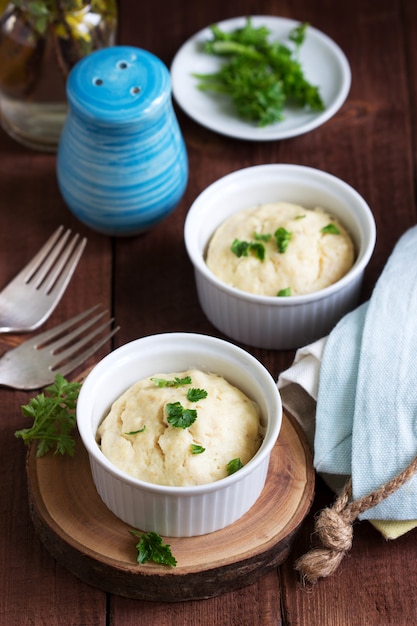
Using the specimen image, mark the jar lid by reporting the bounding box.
[66,46,171,124]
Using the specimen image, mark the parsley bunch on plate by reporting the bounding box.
[193,19,324,127]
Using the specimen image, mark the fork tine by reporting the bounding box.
[0,226,87,334]
[18,226,64,282]
[33,231,87,294]
[43,235,87,295]
[48,316,116,361]
[25,305,103,347]
[11,225,87,293]
[0,305,119,389]
[52,325,120,377]
[20,226,66,283]
[36,309,110,352]
[29,227,73,288]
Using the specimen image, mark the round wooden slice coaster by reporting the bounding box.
[26,411,314,601]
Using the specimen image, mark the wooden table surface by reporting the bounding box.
[1,0,417,624]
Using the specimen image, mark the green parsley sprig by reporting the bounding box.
[277,287,292,297]
[231,226,294,261]
[254,232,272,242]
[153,375,208,430]
[321,223,341,235]
[151,376,192,388]
[166,402,197,429]
[231,238,266,261]
[274,227,293,253]
[227,458,244,475]
[187,387,208,402]
[15,374,81,457]
[125,426,146,435]
[194,19,324,127]
[130,530,177,567]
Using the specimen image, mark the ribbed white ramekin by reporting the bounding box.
[184,164,376,349]
[77,333,282,537]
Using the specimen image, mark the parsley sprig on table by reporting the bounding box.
[194,19,324,126]
[130,530,177,567]
[15,374,81,458]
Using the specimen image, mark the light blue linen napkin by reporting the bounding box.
[314,225,417,520]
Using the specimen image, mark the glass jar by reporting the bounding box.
[0,0,118,151]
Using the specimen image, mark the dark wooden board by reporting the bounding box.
[26,411,314,601]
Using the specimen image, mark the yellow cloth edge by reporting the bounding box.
[369,519,417,540]
[319,472,417,539]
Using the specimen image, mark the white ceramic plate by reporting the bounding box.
[170,16,351,141]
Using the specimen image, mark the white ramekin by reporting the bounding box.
[77,332,282,537]
[184,164,376,349]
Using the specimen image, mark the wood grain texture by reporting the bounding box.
[26,412,314,602]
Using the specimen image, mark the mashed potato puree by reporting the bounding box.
[97,369,263,487]
[206,202,355,296]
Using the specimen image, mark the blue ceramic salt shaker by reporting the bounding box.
[57,46,188,236]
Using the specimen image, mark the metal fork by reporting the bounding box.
[0,225,87,333]
[0,305,119,390]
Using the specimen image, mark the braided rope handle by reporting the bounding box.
[295,455,417,584]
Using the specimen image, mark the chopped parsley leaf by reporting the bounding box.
[227,458,244,475]
[253,232,272,242]
[231,239,250,257]
[166,402,197,429]
[151,376,192,388]
[274,227,292,253]
[321,223,340,235]
[124,426,146,435]
[231,238,265,261]
[130,530,177,567]
[187,388,208,402]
